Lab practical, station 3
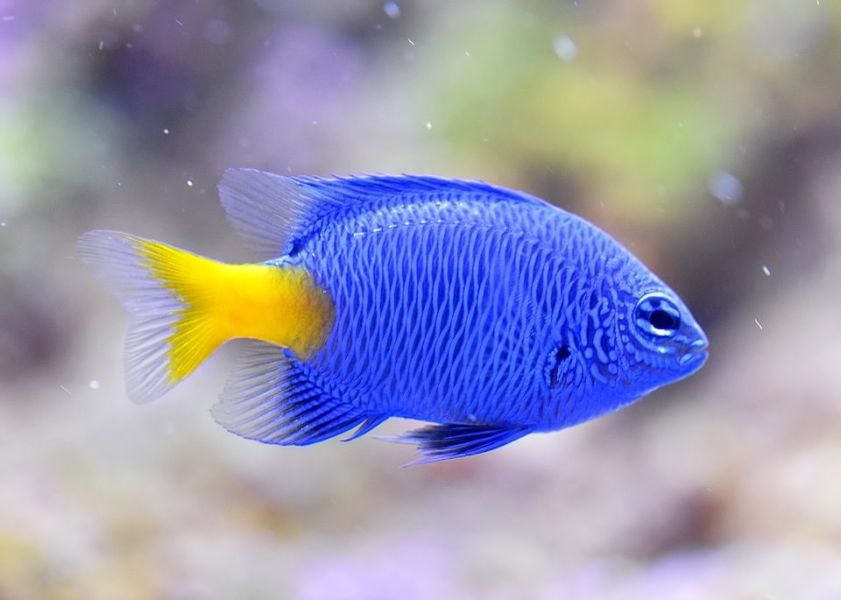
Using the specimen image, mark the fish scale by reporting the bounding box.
[303,199,588,425]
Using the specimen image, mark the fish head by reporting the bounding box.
[619,283,708,396]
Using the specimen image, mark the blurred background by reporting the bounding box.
[2,0,841,597]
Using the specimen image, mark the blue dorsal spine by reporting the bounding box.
[218,168,549,258]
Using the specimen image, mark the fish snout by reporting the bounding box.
[678,334,709,367]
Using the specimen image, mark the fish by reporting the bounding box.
[78,169,708,464]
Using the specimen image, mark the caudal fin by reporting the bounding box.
[78,231,227,402]
[78,230,334,403]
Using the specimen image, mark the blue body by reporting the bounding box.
[213,171,709,462]
[275,177,705,427]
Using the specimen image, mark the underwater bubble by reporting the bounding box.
[186,179,194,187]
[553,35,577,62]
[709,171,743,205]
[384,2,401,19]
[762,265,771,276]
[89,380,100,390]
[163,128,170,135]
[425,121,432,130]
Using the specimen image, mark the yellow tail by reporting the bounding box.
[78,231,334,403]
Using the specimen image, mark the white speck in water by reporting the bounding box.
[553,35,577,62]
[186,179,194,187]
[425,121,432,130]
[693,27,702,38]
[464,50,471,57]
[98,40,105,51]
[754,318,764,331]
[762,265,771,276]
[132,23,144,34]
[384,2,401,19]
[204,19,231,45]
[163,128,170,135]
[89,380,100,390]
[709,171,743,205]
[175,18,184,27]
[59,385,72,396]
[0,221,6,227]
[407,38,415,46]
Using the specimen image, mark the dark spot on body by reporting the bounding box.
[289,239,305,256]
[548,344,571,389]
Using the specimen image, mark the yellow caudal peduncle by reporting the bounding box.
[137,240,334,384]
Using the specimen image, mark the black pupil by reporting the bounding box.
[650,309,678,331]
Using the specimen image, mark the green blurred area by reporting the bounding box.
[2,0,841,598]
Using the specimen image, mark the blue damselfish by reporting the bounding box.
[79,170,708,463]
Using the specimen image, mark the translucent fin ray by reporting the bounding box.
[211,341,382,446]
[218,169,548,258]
[78,230,188,403]
[218,169,308,258]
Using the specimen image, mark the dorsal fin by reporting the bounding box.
[218,169,547,258]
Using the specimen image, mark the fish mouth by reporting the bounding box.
[678,337,709,367]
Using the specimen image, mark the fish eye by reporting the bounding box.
[634,294,681,337]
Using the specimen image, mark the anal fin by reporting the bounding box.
[393,423,532,465]
[212,341,382,446]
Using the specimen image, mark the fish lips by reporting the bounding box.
[678,336,709,370]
